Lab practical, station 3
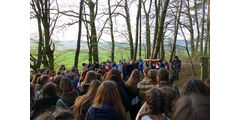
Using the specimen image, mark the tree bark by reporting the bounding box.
[186,0,195,57]
[153,0,161,50]
[133,0,142,60]
[194,0,201,52]
[74,0,84,68]
[139,10,142,57]
[170,0,183,62]
[88,0,98,62]
[200,0,206,56]
[205,0,210,56]
[143,0,152,59]
[152,0,170,58]
[124,0,134,60]
[108,0,115,62]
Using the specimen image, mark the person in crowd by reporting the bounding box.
[137,88,169,120]
[171,56,181,80]
[127,61,135,79]
[160,86,179,118]
[85,81,126,120]
[64,69,77,90]
[59,65,66,74]
[79,68,89,83]
[40,69,47,75]
[36,75,50,100]
[56,78,78,110]
[72,80,101,120]
[159,60,166,68]
[172,95,210,120]
[105,63,111,72]
[142,67,150,81]
[145,61,149,68]
[36,109,75,120]
[31,73,41,85]
[79,71,97,95]
[137,69,158,101]
[31,82,60,119]
[53,75,64,94]
[138,57,144,74]
[134,60,139,69]
[182,79,209,97]
[105,68,131,112]
[111,61,117,68]
[157,68,180,95]
[125,69,142,120]
[97,69,105,77]
[163,59,169,70]
[96,73,103,81]
[30,83,36,111]
[122,61,128,81]
[72,68,80,87]
[117,60,123,73]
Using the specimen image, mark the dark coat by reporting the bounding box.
[56,91,78,110]
[31,96,59,119]
[79,83,90,95]
[85,105,124,120]
[77,99,93,120]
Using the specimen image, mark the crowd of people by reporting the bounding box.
[30,56,210,120]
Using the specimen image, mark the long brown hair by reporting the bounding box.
[82,71,97,85]
[42,82,58,97]
[72,80,101,118]
[158,68,169,82]
[38,75,50,87]
[125,69,141,94]
[105,68,124,85]
[92,81,126,119]
[59,77,73,94]
[147,69,158,85]
[172,95,210,120]
[182,80,209,97]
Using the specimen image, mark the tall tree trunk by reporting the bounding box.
[153,0,161,52]
[133,0,142,60]
[143,0,152,59]
[74,0,84,68]
[152,0,170,58]
[194,0,200,52]
[88,0,98,62]
[83,6,92,62]
[160,31,166,59]
[108,0,115,62]
[124,0,134,60]
[36,13,43,70]
[205,0,210,56]
[139,10,142,57]
[43,0,54,71]
[170,0,183,62]
[200,0,206,56]
[186,0,195,57]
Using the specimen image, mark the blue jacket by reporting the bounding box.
[85,105,123,120]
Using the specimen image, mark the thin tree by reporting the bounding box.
[74,0,84,68]
[194,0,201,52]
[152,0,170,58]
[204,0,210,56]
[170,0,183,62]
[133,0,142,60]
[200,0,206,56]
[143,0,153,59]
[108,0,115,62]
